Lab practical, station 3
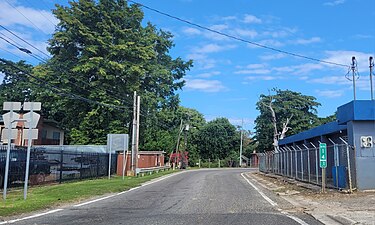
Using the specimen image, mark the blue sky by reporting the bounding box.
[0,0,374,131]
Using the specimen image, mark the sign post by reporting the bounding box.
[2,102,21,200]
[319,143,327,193]
[23,102,41,200]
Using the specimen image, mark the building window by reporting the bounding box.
[52,131,60,140]
[41,129,47,139]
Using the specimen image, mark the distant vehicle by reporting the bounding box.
[0,149,51,188]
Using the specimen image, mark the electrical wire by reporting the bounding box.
[24,0,57,28]
[129,0,349,68]
[0,24,50,59]
[0,35,46,62]
[0,58,130,110]
[4,0,49,35]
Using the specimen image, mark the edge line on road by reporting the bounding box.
[0,209,64,224]
[0,172,183,224]
[241,173,277,206]
[74,171,183,207]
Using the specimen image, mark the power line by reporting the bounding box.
[0,24,50,59]
[4,0,49,35]
[24,0,57,28]
[0,35,46,62]
[0,58,131,111]
[0,32,134,106]
[129,0,349,68]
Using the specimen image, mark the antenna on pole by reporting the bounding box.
[351,56,357,100]
[370,56,374,100]
[345,56,359,100]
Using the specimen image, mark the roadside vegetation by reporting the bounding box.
[0,170,177,217]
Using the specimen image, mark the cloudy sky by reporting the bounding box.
[0,0,374,130]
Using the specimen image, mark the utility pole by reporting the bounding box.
[174,119,183,170]
[239,119,243,167]
[135,95,140,172]
[351,56,357,100]
[131,91,137,176]
[370,56,374,100]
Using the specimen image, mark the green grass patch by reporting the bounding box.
[0,169,178,217]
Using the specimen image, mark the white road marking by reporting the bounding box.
[281,211,310,225]
[0,171,182,224]
[0,209,63,224]
[241,173,278,206]
[75,171,182,206]
[73,194,116,207]
[241,173,309,225]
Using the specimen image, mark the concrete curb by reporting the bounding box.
[326,214,359,225]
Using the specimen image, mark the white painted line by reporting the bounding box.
[281,211,309,225]
[241,173,278,207]
[0,209,63,224]
[76,171,182,206]
[0,172,183,225]
[74,194,116,207]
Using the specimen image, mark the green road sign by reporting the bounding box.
[319,143,327,168]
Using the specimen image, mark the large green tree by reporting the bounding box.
[194,118,239,162]
[254,89,321,152]
[35,0,192,144]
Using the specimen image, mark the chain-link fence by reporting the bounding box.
[0,146,117,189]
[259,140,356,191]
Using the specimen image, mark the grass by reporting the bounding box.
[0,169,178,218]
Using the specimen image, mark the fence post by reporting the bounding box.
[303,144,311,183]
[297,146,304,181]
[291,146,298,179]
[310,142,319,184]
[59,150,63,184]
[329,138,339,188]
[80,151,83,180]
[339,137,353,193]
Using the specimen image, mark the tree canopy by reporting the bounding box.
[0,0,193,145]
[254,89,322,152]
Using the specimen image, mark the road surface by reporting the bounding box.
[3,169,322,225]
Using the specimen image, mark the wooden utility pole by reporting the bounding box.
[130,91,137,176]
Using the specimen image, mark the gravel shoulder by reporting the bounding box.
[247,172,375,225]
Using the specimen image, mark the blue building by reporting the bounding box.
[261,100,375,191]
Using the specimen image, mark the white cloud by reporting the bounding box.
[259,53,286,61]
[310,76,350,85]
[192,43,236,54]
[182,27,201,35]
[233,29,258,39]
[262,28,297,38]
[243,14,262,24]
[184,79,227,92]
[236,69,271,75]
[187,53,216,69]
[195,71,221,78]
[316,89,345,98]
[0,1,57,34]
[245,75,281,81]
[323,50,375,72]
[293,37,322,45]
[248,39,284,48]
[222,16,237,21]
[246,64,266,69]
[324,0,345,6]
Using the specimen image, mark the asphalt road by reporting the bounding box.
[5,169,322,225]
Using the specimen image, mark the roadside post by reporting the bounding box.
[319,143,327,193]
[23,102,41,200]
[2,102,21,200]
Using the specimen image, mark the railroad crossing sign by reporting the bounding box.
[319,143,327,168]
